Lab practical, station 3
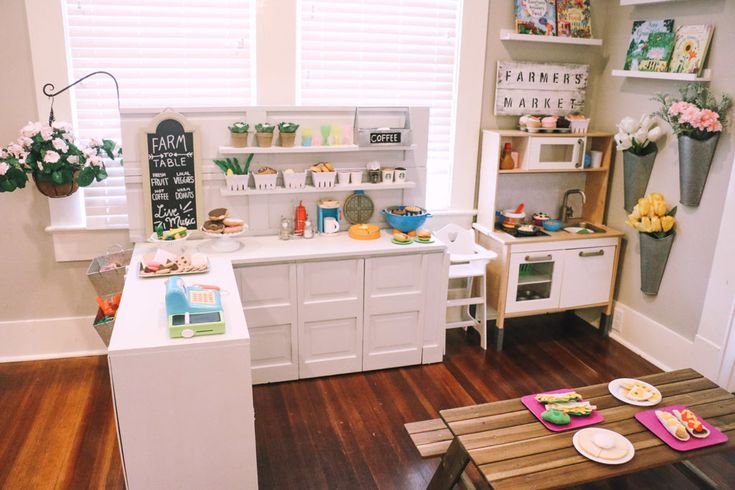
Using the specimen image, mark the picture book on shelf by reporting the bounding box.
[557,0,592,39]
[624,19,675,71]
[637,32,676,72]
[668,24,714,76]
[515,0,556,36]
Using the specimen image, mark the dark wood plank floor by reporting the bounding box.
[1,313,733,489]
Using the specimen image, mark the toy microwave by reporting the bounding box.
[165,277,225,338]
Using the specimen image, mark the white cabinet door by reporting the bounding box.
[505,251,565,313]
[238,263,299,384]
[559,246,616,308]
[297,259,364,378]
[364,254,426,371]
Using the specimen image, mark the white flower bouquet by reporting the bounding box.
[615,114,663,156]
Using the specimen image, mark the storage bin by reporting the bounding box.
[225,174,249,192]
[253,172,278,190]
[311,171,336,188]
[87,246,132,297]
[283,171,307,189]
[570,118,591,134]
[93,307,116,347]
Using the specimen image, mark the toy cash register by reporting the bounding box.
[165,277,225,338]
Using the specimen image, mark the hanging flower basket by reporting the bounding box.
[639,231,675,295]
[623,143,658,213]
[678,133,720,207]
[33,170,80,198]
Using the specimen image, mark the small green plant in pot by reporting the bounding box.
[255,123,275,148]
[214,154,254,192]
[278,122,300,147]
[229,122,249,148]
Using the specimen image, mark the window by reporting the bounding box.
[62,0,255,227]
[297,0,461,209]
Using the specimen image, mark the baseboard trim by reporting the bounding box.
[609,331,672,372]
[0,315,106,363]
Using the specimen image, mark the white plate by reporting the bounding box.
[573,428,635,465]
[148,231,190,243]
[608,378,662,407]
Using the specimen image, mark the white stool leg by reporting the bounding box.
[479,271,487,350]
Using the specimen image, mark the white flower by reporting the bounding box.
[88,155,103,167]
[40,126,54,141]
[639,114,656,131]
[0,162,9,176]
[615,133,632,151]
[647,126,663,141]
[19,136,33,147]
[20,121,42,138]
[618,117,638,134]
[89,137,101,148]
[7,143,24,158]
[52,138,69,153]
[43,150,61,163]
[83,147,96,157]
[68,155,79,165]
[634,127,649,144]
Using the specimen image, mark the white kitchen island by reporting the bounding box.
[109,231,447,487]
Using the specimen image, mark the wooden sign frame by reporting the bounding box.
[494,61,588,116]
[139,110,204,237]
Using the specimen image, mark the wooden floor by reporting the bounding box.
[1,314,734,489]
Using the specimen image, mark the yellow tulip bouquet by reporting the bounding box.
[626,192,676,238]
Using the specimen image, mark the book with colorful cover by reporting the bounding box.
[637,32,676,72]
[668,24,714,76]
[515,0,556,36]
[557,0,592,39]
[624,19,675,71]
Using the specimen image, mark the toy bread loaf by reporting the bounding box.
[534,391,582,404]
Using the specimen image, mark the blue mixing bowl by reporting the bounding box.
[382,207,432,232]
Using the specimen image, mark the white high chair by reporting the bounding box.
[435,224,497,350]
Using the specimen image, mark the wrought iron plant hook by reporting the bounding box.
[43,70,120,126]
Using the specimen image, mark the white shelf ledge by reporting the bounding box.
[620,0,687,5]
[611,69,712,82]
[220,181,416,196]
[499,29,602,46]
[218,144,416,155]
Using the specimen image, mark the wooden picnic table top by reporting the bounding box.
[438,368,735,490]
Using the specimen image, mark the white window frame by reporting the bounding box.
[25,0,488,260]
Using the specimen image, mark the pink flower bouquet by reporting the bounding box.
[656,84,731,140]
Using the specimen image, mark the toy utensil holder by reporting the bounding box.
[355,106,412,147]
[86,244,133,296]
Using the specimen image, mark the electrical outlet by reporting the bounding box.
[612,306,624,334]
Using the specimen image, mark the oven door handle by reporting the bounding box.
[525,254,553,262]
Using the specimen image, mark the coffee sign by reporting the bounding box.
[495,61,588,116]
[369,131,402,144]
[141,111,203,235]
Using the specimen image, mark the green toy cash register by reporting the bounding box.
[165,277,225,338]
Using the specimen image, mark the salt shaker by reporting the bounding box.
[303,220,314,239]
[279,216,291,240]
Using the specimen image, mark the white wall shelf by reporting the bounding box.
[620,0,687,5]
[220,181,416,196]
[611,69,712,82]
[219,144,416,155]
[499,29,602,46]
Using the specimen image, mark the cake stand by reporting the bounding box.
[200,226,248,253]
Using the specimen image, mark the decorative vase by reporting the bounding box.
[230,132,248,148]
[256,132,273,148]
[639,231,675,296]
[622,144,657,213]
[33,171,80,198]
[280,132,296,147]
[678,133,720,207]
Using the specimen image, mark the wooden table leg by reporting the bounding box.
[427,437,471,490]
[673,461,720,489]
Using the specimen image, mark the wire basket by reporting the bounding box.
[86,245,132,297]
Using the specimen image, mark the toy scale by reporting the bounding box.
[165,277,225,338]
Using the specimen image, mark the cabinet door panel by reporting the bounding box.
[238,264,298,384]
[364,255,425,370]
[298,259,363,378]
[505,251,564,313]
[559,246,616,308]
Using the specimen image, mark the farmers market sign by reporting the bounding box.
[494,61,588,116]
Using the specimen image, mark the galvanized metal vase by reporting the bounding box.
[623,144,658,213]
[639,232,675,296]
[678,133,720,207]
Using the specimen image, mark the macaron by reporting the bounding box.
[224,225,243,234]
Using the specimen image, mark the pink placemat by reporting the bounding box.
[521,388,604,432]
[635,405,728,452]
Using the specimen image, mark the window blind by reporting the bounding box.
[63,0,254,227]
[298,0,461,209]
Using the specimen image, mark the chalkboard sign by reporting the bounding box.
[369,131,402,144]
[141,112,203,235]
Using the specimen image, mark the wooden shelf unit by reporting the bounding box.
[499,29,602,46]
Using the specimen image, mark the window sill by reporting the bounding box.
[45,225,132,262]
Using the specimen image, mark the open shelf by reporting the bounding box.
[499,167,607,174]
[500,29,602,46]
[218,144,416,155]
[611,69,712,82]
[518,274,553,286]
[620,0,687,5]
[220,181,416,196]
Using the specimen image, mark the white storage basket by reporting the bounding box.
[570,118,591,134]
[283,172,307,189]
[225,174,249,192]
[253,172,278,190]
[311,171,336,188]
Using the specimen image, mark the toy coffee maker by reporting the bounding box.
[317,198,341,234]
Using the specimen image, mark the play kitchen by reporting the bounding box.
[475,128,623,351]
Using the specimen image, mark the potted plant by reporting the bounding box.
[228,122,249,148]
[213,154,254,192]
[255,123,275,148]
[8,121,118,198]
[278,122,300,147]
[655,84,732,206]
[0,145,29,193]
[615,113,663,212]
[626,192,677,296]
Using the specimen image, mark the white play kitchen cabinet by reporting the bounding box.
[237,250,446,384]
